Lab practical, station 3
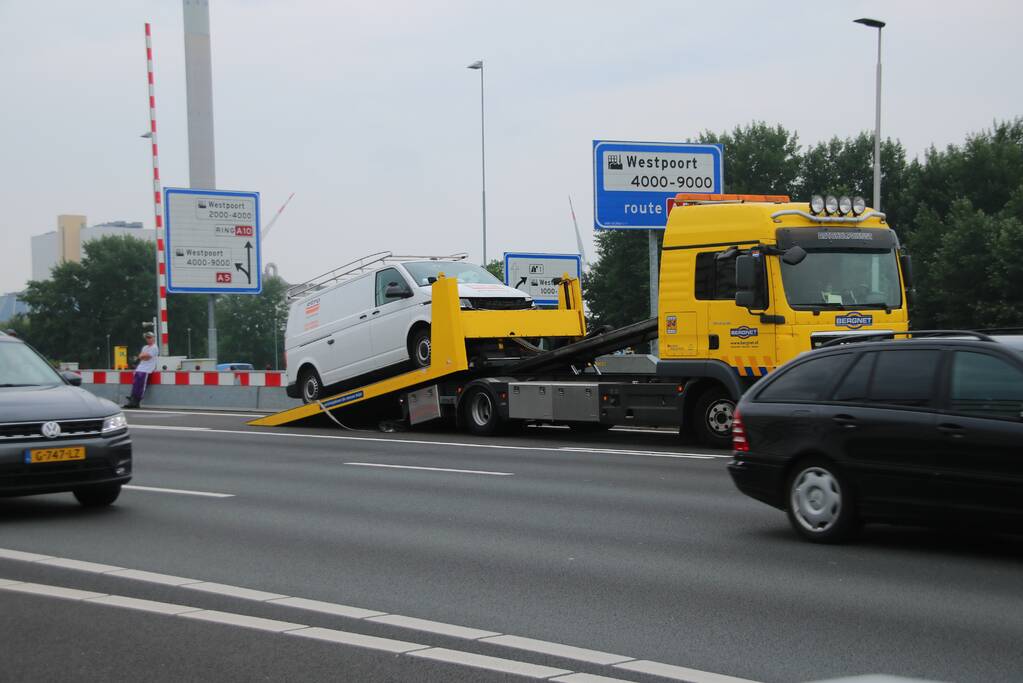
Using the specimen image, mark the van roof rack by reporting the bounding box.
[819,330,996,348]
[287,252,468,301]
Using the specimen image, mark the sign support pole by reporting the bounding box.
[648,230,658,355]
[183,0,218,361]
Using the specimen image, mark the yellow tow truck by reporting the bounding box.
[254,193,911,448]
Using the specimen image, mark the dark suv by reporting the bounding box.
[0,332,132,506]
[728,331,1023,543]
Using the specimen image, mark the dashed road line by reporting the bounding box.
[410,647,573,679]
[123,485,234,498]
[345,462,514,476]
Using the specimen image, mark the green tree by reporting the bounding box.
[215,275,289,370]
[484,259,504,282]
[698,121,802,195]
[583,230,660,329]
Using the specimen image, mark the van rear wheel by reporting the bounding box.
[299,368,323,404]
[409,326,431,369]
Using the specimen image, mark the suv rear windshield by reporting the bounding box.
[0,342,63,387]
[403,262,503,287]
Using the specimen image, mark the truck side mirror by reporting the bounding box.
[384,282,412,299]
[734,254,764,311]
[900,253,914,290]
[781,245,807,265]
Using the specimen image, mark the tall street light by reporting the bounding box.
[467,60,487,265]
[854,17,885,212]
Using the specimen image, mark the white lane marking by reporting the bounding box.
[123,485,234,498]
[345,462,513,476]
[560,447,721,460]
[478,635,632,665]
[128,409,263,418]
[184,582,286,601]
[267,596,385,620]
[128,425,213,431]
[106,569,201,586]
[287,626,428,653]
[38,558,123,573]
[410,647,572,679]
[85,594,202,615]
[616,660,760,683]
[0,549,761,683]
[552,674,640,683]
[131,424,723,461]
[181,609,305,633]
[368,614,499,640]
[0,582,104,601]
[0,548,53,562]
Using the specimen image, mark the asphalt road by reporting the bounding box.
[2,409,1021,683]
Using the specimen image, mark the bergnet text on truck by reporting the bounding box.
[265,193,911,447]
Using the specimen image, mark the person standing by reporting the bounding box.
[124,331,159,408]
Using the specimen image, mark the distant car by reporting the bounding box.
[728,331,1023,543]
[0,331,132,506]
[217,362,254,371]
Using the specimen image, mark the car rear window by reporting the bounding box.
[865,349,940,408]
[950,351,1023,420]
[832,352,876,402]
[757,353,851,402]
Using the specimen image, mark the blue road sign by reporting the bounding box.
[165,188,262,294]
[593,140,724,230]
[504,252,582,306]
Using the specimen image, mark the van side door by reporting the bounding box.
[321,274,375,385]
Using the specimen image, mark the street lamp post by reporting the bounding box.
[467,60,487,265]
[854,17,885,212]
[106,334,111,369]
[187,327,192,358]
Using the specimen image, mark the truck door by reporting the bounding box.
[697,249,776,381]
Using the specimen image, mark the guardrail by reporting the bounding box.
[75,370,301,412]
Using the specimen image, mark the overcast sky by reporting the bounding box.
[2,0,1021,294]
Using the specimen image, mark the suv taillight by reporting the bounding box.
[732,408,750,453]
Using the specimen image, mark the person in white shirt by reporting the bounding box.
[125,331,159,408]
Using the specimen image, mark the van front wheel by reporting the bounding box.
[299,368,323,404]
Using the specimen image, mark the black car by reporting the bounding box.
[0,332,132,506]
[728,331,1023,543]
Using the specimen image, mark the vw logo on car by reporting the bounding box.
[41,421,62,439]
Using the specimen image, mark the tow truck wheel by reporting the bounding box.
[299,368,322,404]
[462,386,500,436]
[409,326,431,369]
[694,386,735,449]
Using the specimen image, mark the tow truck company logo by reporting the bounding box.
[730,326,758,339]
[606,153,623,170]
[836,312,873,329]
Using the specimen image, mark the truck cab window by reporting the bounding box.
[695,251,737,300]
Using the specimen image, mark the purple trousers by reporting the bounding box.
[130,371,150,403]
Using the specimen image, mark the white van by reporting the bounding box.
[285,253,532,402]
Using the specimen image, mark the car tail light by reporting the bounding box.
[732,408,750,453]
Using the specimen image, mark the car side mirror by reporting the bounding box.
[62,371,82,386]
[384,282,412,299]
[782,245,807,265]
[734,254,765,311]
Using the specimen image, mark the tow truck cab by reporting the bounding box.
[657,193,911,444]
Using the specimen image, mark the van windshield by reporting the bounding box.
[0,342,63,387]
[780,249,902,309]
[403,261,502,287]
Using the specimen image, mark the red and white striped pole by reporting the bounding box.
[145,23,169,354]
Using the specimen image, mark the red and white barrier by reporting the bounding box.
[79,371,285,387]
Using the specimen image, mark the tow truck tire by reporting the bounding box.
[462,386,501,436]
[693,386,735,449]
[299,367,323,404]
[408,326,431,369]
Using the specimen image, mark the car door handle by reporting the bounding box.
[372,310,380,315]
[832,414,857,429]
[327,339,335,345]
[359,314,368,320]
[938,423,965,438]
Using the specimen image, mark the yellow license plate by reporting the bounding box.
[26,446,86,463]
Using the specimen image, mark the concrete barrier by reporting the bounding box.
[78,370,303,412]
